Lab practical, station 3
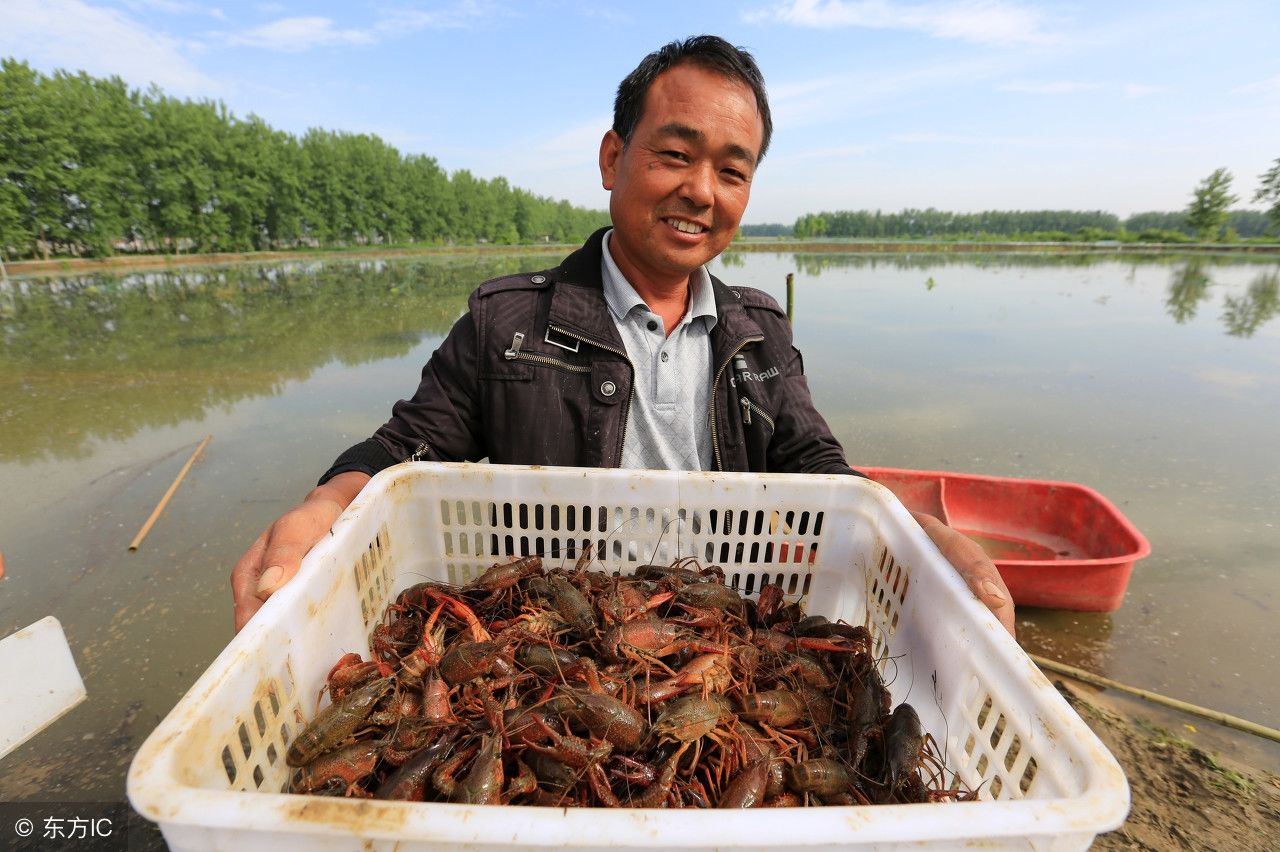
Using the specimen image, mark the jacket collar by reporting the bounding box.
[546,227,763,353]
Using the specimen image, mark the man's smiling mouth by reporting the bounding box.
[664,218,707,234]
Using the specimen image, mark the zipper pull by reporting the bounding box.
[504,331,525,360]
[733,353,752,426]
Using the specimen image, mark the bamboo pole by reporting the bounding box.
[785,272,795,324]
[128,435,211,551]
[1030,652,1280,744]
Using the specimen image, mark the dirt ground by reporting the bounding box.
[1053,679,1280,850]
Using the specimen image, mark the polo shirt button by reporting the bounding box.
[600,380,617,397]
[660,352,669,362]
[646,319,658,331]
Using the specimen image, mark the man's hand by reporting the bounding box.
[231,471,371,633]
[911,510,1016,637]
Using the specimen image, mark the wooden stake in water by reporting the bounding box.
[786,272,795,324]
[128,435,212,551]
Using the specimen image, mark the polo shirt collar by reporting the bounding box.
[601,229,717,330]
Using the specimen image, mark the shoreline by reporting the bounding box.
[1052,676,1279,849]
[5,238,1279,279]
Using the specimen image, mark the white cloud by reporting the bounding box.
[1122,83,1164,99]
[226,2,492,53]
[372,2,494,35]
[745,0,1059,46]
[890,131,1199,154]
[999,80,1102,94]
[120,0,226,18]
[997,80,1163,98]
[1,0,220,96]
[535,115,612,159]
[229,17,376,52]
[1235,74,1280,95]
[770,56,1006,127]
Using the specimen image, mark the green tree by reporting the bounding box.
[403,154,452,243]
[1254,158,1280,234]
[1,59,77,257]
[1185,168,1237,241]
[0,61,610,257]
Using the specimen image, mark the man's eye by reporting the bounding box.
[662,150,689,162]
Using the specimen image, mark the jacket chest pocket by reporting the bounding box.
[583,361,630,468]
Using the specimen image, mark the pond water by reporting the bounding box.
[1,248,1277,833]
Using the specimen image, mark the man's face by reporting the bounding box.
[600,63,764,289]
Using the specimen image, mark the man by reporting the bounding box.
[231,36,1015,636]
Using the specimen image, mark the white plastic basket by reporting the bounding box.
[129,463,1128,851]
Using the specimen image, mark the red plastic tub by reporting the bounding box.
[855,466,1151,612]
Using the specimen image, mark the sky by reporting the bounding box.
[3,0,1279,225]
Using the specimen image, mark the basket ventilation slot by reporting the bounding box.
[867,546,909,654]
[956,691,1038,801]
[435,501,823,592]
[216,678,297,793]
[355,525,393,630]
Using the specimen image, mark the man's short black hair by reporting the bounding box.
[613,35,773,162]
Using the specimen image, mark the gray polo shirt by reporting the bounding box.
[601,230,716,471]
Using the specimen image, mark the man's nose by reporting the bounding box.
[679,161,715,207]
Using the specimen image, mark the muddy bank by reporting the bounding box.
[1055,679,1280,850]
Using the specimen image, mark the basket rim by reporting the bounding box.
[128,463,1131,848]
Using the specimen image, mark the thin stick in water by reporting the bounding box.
[1030,652,1280,744]
[128,435,212,552]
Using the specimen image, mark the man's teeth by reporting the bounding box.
[667,219,705,234]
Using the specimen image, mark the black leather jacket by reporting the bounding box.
[322,228,855,482]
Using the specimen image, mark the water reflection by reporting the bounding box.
[1221,271,1280,337]
[1017,609,1116,675]
[1162,261,1280,336]
[1166,259,1212,324]
[766,250,1280,337]
[0,255,545,462]
[784,249,1280,272]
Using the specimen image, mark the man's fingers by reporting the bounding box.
[912,511,1017,638]
[228,490,354,635]
[254,540,311,598]
[231,528,270,633]
[234,595,264,634]
[254,501,346,598]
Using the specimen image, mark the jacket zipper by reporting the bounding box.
[405,441,430,463]
[506,351,591,374]
[547,323,635,462]
[505,330,591,373]
[743,399,776,431]
[711,337,764,471]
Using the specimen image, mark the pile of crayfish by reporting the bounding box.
[284,554,974,807]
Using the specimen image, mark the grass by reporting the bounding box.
[1134,718,1258,796]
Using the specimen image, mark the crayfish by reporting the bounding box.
[281,556,978,807]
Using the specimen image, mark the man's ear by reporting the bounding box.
[599,130,623,190]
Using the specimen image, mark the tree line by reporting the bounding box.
[785,163,1280,243]
[790,204,1275,243]
[0,59,610,259]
